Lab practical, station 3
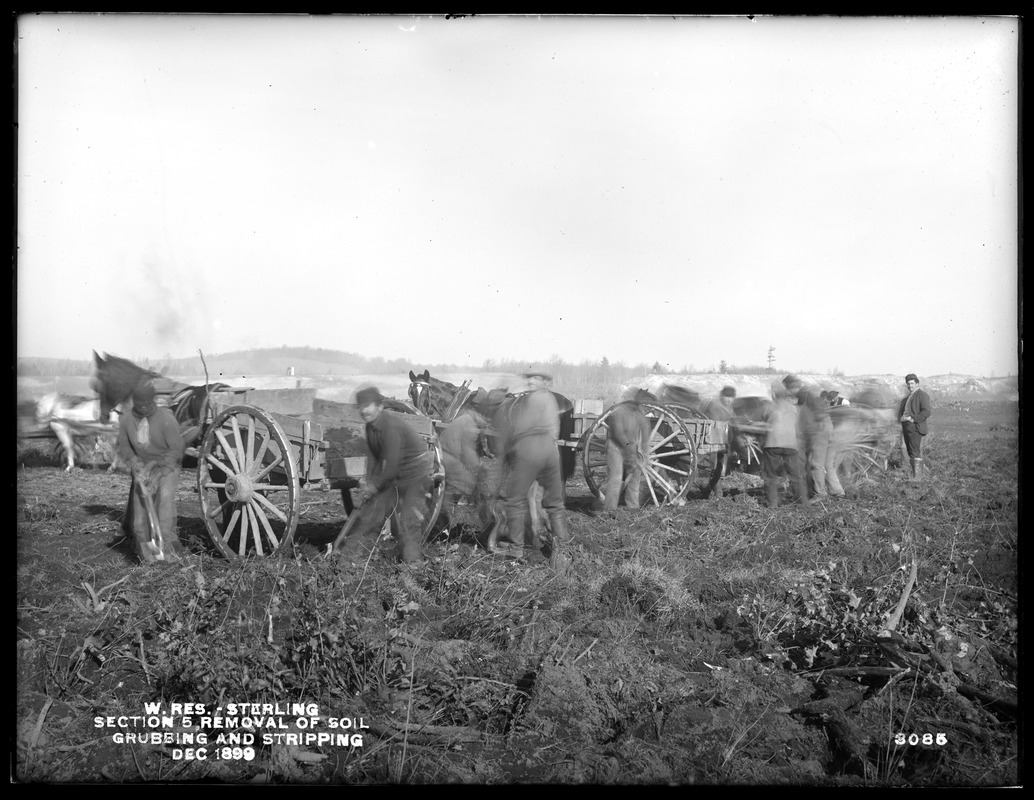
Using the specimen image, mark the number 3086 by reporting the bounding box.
[895,733,948,746]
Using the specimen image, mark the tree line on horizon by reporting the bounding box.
[17,345,794,382]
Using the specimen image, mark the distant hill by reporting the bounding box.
[16,347,470,379]
[168,348,374,379]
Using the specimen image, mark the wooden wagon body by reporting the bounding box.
[564,397,737,507]
[191,394,443,560]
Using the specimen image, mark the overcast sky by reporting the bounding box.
[16,14,1019,377]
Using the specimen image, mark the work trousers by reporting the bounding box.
[604,439,644,510]
[124,465,183,561]
[805,419,845,498]
[338,475,433,563]
[502,435,565,547]
[901,423,925,459]
[762,447,808,507]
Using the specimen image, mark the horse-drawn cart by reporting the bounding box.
[568,399,736,507]
[192,396,445,559]
[406,371,745,509]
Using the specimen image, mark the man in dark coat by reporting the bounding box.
[898,373,932,480]
[334,385,434,563]
[116,381,186,563]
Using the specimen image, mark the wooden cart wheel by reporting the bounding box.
[581,402,697,506]
[835,442,886,483]
[421,436,447,540]
[668,403,722,485]
[197,405,300,559]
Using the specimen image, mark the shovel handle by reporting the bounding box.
[332,509,363,552]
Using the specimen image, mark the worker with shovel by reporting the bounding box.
[116,381,186,563]
[334,385,434,564]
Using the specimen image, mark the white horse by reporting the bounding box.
[35,393,118,472]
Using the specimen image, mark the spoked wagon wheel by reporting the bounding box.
[197,405,300,558]
[419,436,447,541]
[835,442,888,484]
[581,402,697,506]
[667,403,715,480]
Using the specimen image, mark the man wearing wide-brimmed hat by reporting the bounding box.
[334,384,434,563]
[116,380,187,563]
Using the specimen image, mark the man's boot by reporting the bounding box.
[545,512,569,568]
[505,509,535,560]
[912,458,923,481]
[484,517,501,553]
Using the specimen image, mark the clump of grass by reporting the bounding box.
[587,560,701,628]
[18,496,59,523]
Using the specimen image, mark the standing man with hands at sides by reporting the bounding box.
[334,385,434,564]
[899,373,932,481]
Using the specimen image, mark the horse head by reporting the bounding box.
[407,369,462,419]
[408,369,433,415]
[92,351,161,419]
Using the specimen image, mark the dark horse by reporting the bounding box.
[408,369,576,482]
[92,351,162,421]
[92,351,231,447]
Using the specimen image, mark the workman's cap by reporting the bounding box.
[905,373,919,384]
[720,386,737,398]
[131,382,157,417]
[355,386,385,406]
[782,374,803,390]
[522,371,552,381]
